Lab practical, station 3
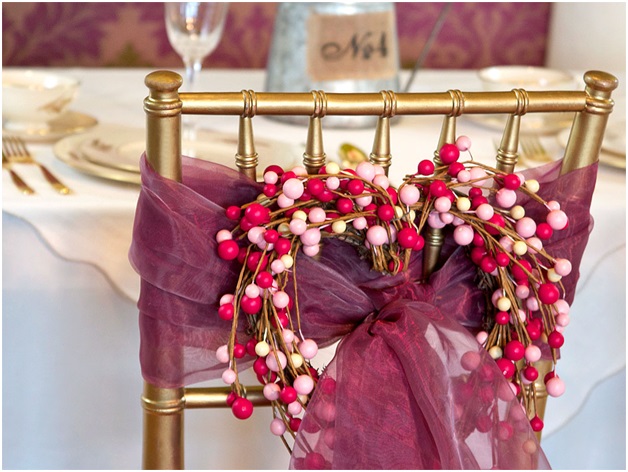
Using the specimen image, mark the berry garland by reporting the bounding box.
[213,136,572,446]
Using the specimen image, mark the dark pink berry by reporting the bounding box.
[263,184,277,197]
[548,330,565,348]
[347,179,365,195]
[240,295,262,314]
[217,240,239,260]
[226,205,241,220]
[231,397,254,419]
[336,197,354,214]
[495,311,510,325]
[538,283,560,304]
[495,252,510,267]
[398,227,419,249]
[439,143,460,164]
[536,222,554,240]
[274,237,292,256]
[377,204,395,221]
[306,178,324,196]
[496,358,515,379]
[504,340,525,361]
[448,161,465,177]
[417,159,435,175]
[218,303,234,320]
[233,343,246,359]
[255,271,274,289]
[279,386,297,404]
[523,365,539,381]
[503,174,521,190]
[413,235,425,251]
[244,203,270,225]
[530,415,544,432]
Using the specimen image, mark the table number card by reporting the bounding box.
[306,10,398,82]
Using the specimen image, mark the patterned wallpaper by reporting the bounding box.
[2,2,551,69]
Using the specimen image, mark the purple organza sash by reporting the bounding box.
[129,154,597,469]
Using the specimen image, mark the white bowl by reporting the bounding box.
[476,66,579,133]
[478,66,578,91]
[2,70,80,131]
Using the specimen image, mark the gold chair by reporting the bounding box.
[139,69,618,469]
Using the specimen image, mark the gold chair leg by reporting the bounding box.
[141,382,185,469]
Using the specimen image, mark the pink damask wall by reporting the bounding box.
[2,2,551,69]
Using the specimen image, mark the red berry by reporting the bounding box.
[217,240,239,260]
[504,340,525,361]
[226,205,241,220]
[263,184,277,197]
[289,417,302,432]
[503,174,521,190]
[485,213,505,236]
[347,179,365,195]
[548,330,565,348]
[544,370,556,384]
[471,196,488,209]
[512,260,532,281]
[429,180,448,197]
[377,204,395,221]
[470,246,487,265]
[218,303,234,320]
[318,189,335,202]
[244,203,270,225]
[336,197,354,214]
[246,252,268,272]
[226,391,238,406]
[472,232,485,247]
[536,222,554,240]
[279,386,297,404]
[530,415,544,432]
[476,414,493,433]
[448,161,465,177]
[439,143,460,164]
[386,187,398,205]
[274,237,292,256]
[231,397,254,419]
[280,171,296,184]
[264,165,284,176]
[388,259,404,273]
[245,338,257,357]
[255,271,274,289]
[417,159,435,175]
[306,178,324,196]
[233,343,246,359]
[526,324,541,341]
[241,295,262,314]
[480,255,497,273]
[239,217,254,232]
[253,356,269,376]
[468,187,483,198]
[299,190,312,202]
[538,283,560,304]
[270,311,289,329]
[496,358,516,379]
[495,252,510,267]
[398,227,419,249]
[303,452,326,470]
[264,229,279,244]
[413,235,425,251]
[495,311,510,325]
[523,365,539,381]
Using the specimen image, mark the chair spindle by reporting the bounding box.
[235,90,258,181]
[303,91,327,175]
[369,90,397,176]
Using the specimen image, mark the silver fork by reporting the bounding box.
[2,136,72,194]
[3,152,35,195]
[519,136,555,164]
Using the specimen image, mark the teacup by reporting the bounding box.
[2,70,80,131]
[477,66,579,133]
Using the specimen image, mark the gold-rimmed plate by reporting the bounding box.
[53,124,302,184]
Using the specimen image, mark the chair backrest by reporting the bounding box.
[138,69,618,469]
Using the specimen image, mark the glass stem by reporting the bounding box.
[182,57,202,144]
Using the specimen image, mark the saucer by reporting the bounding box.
[3,110,98,143]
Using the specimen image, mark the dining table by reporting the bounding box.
[2,67,625,470]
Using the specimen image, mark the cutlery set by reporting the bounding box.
[2,135,72,195]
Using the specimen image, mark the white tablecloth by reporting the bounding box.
[3,68,625,469]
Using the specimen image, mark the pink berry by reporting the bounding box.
[496,188,517,208]
[515,284,530,299]
[516,217,537,238]
[434,196,452,213]
[300,228,321,246]
[298,339,319,359]
[215,344,230,363]
[231,397,254,419]
[356,161,376,181]
[461,351,481,371]
[266,350,287,372]
[546,376,566,397]
[524,345,542,362]
[453,225,474,246]
[293,374,315,395]
[547,210,568,230]
[554,258,572,276]
[476,203,495,221]
[217,240,239,260]
[272,291,290,309]
[366,225,388,246]
[270,418,286,436]
[399,184,420,205]
[455,135,471,151]
[439,143,460,164]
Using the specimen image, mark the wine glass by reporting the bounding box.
[165,2,228,91]
[165,2,228,143]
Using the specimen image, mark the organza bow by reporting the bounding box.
[130,154,596,469]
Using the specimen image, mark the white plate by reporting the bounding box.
[557,124,626,169]
[3,110,98,143]
[53,124,302,184]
